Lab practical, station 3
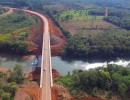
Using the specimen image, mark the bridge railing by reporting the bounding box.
[48,32,53,87]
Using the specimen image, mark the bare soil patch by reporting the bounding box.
[52,83,72,100]
[59,20,118,35]
[0,68,9,73]
[26,13,66,56]
[15,84,40,100]
[48,18,66,56]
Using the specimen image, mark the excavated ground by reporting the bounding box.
[25,13,66,56]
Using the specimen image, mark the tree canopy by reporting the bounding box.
[55,64,130,99]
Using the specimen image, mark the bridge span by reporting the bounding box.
[2,7,53,100]
[23,9,53,100]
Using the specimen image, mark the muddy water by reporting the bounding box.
[0,54,130,76]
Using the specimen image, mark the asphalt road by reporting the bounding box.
[23,10,52,100]
[2,7,52,100]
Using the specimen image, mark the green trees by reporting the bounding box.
[1,92,11,100]
[104,16,130,30]
[0,11,35,55]
[3,82,18,96]
[0,64,25,99]
[13,64,24,83]
[61,29,130,59]
[0,89,4,97]
[8,64,24,84]
[0,41,29,55]
[55,64,130,99]
[118,83,127,96]
[88,7,130,30]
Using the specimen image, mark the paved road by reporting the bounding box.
[3,7,52,100]
[0,7,13,17]
[23,10,52,100]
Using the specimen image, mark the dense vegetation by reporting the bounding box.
[0,64,25,100]
[0,12,34,34]
[55,10,104,22]
[88,7,130,30]
[61,29,130,59]
[55,64,130,99]
[0,11,36,55]
[53,4,130,59]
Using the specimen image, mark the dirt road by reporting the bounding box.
[0,7,13,17]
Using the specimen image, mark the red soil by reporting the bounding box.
[79,98,106,100]
[15,84,40,100]
[25,12,44,55]
[48,18,66,56]
[25,67,61,80]
[25,12,66,56]
[52,83,72,100]
[24,68,62,100]
[14,89,32,100]
[0,68,9,73]
[52,69,61,79]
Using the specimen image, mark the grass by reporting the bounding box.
[0,27,30,41]
[0,34,11,41]
[0,12,34,34]
[56,10,105,21]
[0,11,36,41]
[55,9,127,39]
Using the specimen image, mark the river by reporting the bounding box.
[0,54,130,75]
[52,56,130,75]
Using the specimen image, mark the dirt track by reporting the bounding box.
[0,7,13,17]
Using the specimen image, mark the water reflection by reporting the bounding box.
[0,54,130,76]
[52,56,130,75]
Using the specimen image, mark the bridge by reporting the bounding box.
[1,7,53,100]
[23,10,53,100]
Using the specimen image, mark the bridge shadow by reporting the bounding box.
[31,67,41,84]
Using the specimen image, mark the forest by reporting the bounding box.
[0,11,35,55]
[55,64,130,99]
[61,29,130,59]
[54,5,130,59]
[89,7,130,30]
[0,65,25,100]
[1,0,130,99]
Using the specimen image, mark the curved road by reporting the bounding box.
[0,7,13,17]
[23,9,52,100]
[2,7,53,100]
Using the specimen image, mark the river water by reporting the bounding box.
[0,54,130,75]
[52,56,130,75]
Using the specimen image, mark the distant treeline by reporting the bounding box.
[0,0,43,11]
[61,29,130,59]
[89,8,130,30]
